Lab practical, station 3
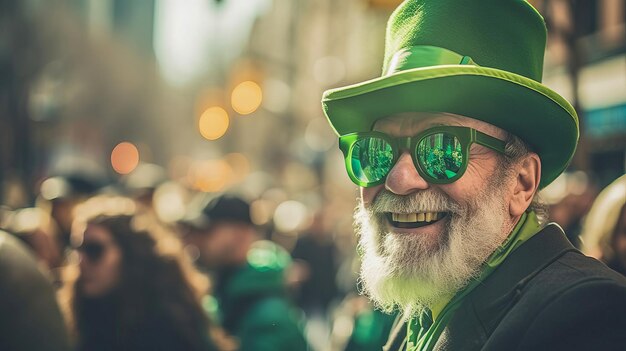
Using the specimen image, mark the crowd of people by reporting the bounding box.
[0,171,317,351]
[1,165,625,351]
[3,0,626,350]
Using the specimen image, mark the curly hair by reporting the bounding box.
[58,196,213,351]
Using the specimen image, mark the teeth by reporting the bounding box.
[391,212,443,223]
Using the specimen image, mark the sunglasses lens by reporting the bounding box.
[79,243,105,262]
[417,132,464,181]
[351,136,394,184]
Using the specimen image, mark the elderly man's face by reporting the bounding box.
[356,112,519,313]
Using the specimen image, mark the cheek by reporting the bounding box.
[361,185,384,206]
[100,249,122,282]
[443,159,506,201]
[206,232,229,252]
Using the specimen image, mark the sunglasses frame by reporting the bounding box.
[339,125,506,187]
[76,241,109,263]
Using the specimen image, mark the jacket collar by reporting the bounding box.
[469,223,577,310]
[452,224,579,341]
[384,224,578,350]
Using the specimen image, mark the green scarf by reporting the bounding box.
[406,211,542,351]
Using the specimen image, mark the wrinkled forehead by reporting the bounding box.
[373,112,507,139]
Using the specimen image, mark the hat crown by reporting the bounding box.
[383,0,547,82]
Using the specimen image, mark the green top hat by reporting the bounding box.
[322,0,579,188]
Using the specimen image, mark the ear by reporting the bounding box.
[509,153,541,217]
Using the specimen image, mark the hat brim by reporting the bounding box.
[322,65,579,189]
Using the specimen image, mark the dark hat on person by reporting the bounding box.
[179,194,253,231]
[39,174,104,201]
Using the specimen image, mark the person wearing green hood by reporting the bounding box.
[321,1,626,350]
[179,194,308,351]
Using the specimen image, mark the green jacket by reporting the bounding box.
[214,241,308,351]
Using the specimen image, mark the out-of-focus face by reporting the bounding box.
[201,222,243,269]
[612,204,626,268]
[356,112,519,312]
[78,224,122,297]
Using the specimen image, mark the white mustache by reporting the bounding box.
[368,189,461,215]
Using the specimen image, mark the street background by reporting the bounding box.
[1,1,625,350]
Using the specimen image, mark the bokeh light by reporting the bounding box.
[111,142,140,175]
[262,78,290,114]
[304,118,336,152]
[153,181,188,223]
[40,177,70,201]
[225,153,251,182]
[187,159,234,192]
[273,200,309,234]
[250,199,274,226]
[198,107,230,140]
[231,81,262,115]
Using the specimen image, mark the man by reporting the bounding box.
[321,1,626,350]
[178,194,308,351]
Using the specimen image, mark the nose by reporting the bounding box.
[385,152,429,195]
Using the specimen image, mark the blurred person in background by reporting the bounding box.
[581,174,626,276]
[321,0,626,350]
[290,212,339,350]
[38,173,104,256]
[340,295,398,351]
[328,240,402,351]
[291,212,339,314]
[1,207,64,272]
[0,229,70,351]
[59,196,221,351]
[178,194,308,351]
[547,172,598,248]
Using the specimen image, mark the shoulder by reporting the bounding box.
[237,296,307,349]
[519,249,626,306]
[462,225,626,350]
[243,296,301,328]
[516,270,626,350]
[0,231,70,351]
[496,252,626,350]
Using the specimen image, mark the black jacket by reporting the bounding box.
[385,224,626,351]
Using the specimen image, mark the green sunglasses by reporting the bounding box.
[338,126,506,187]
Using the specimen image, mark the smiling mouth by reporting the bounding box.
[385,212,448,229]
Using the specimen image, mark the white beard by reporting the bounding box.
[354,183,511,315]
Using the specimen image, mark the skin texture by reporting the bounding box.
[78,224,122,297]
[362,112,541,243]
